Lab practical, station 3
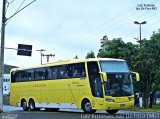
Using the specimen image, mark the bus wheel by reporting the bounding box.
[82,99,96,114]
[106,109,118,115]
[21,99,29,111]
[29,99,37,111]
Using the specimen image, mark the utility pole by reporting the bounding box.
[0,0,36,112]
[134,21,147,108]
[42,54,55,62]
[134,21,147,48]
[36,49,46,65]
[0,0,6,112]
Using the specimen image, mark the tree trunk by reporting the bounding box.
[143,92,147,108]
[149,92,154,108]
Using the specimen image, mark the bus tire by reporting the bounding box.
[21,99,29,111]
[29,99,37,111]
[82,99,96,114]
[106,109,118,115]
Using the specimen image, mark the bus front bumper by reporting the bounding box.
[103,101,134,110]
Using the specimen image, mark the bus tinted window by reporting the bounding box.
[71,63,86,78]
[57,65,70,79]
[11,62,86,82]
[11,71,16,83]
[27,70,34,81]
[100,61,129,73]
[50,67,58,79]
[19,71,28,82]
[35,68,46,80]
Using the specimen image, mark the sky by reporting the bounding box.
[1,0,160,67]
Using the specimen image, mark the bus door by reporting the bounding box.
[87,62,104,109]
[67,63,86,106]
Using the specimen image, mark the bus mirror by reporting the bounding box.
[99,72,107,82]
[131,72,140,81]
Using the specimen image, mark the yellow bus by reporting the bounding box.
[10,58,139,114]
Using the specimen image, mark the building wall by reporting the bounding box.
[3,74,10,95]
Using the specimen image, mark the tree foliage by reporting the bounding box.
[96,32,160,108]
[98,37,125,58]
[86,50,96,59]
[73,55,79,59]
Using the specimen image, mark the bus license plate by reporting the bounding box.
[120,104,125,107]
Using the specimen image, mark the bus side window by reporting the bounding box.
[45,68,51,80]
[15,71,19,82]
[57,65,70,79]
[11,71,16,83]
[27,69,34,81]
[71,63,86,78]
[19,71,27,82]
[35,68,46,80]
[50,66,57,79]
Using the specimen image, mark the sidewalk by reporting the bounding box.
[3,105,22,112]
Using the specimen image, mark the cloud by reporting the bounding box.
[2,0,160,68]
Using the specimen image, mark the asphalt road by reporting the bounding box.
[0,106,160,119]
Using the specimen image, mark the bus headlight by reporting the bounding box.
[128,97,134,101]
[106,98,114,102]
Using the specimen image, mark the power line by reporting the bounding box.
[124,19,160,41]
[67,8,138,49]
[6,0,36,25]
[80,0,150,37]
[0,0,37,112]
[64,0,144,48]
[89,0,159,42]
[15,0,26,14]
[67,0,159,50]
[63,1,141,48]
[9,0,16,4]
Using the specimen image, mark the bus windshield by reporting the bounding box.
[100,61,133,97]
[104,73,133,97]
[100,61,129,73]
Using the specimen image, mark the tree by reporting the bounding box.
[100,35,108,50]
[97,33,160,108]
[97,37,125,58]
[86,50,96,59]
[73,55,79,59]
[141,30,160,108]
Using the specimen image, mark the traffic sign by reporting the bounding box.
[17,44,32,56]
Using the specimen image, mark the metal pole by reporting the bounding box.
[36,49,46,65]
[0,0,6,112]
[134,21,147,108]
[47,55,49,62]
[139,24,142,49]
[41,52,43,65]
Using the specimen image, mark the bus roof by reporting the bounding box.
[11,58,125,71]
[46,58,125,64]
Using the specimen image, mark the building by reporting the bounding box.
[3,74,10,95]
